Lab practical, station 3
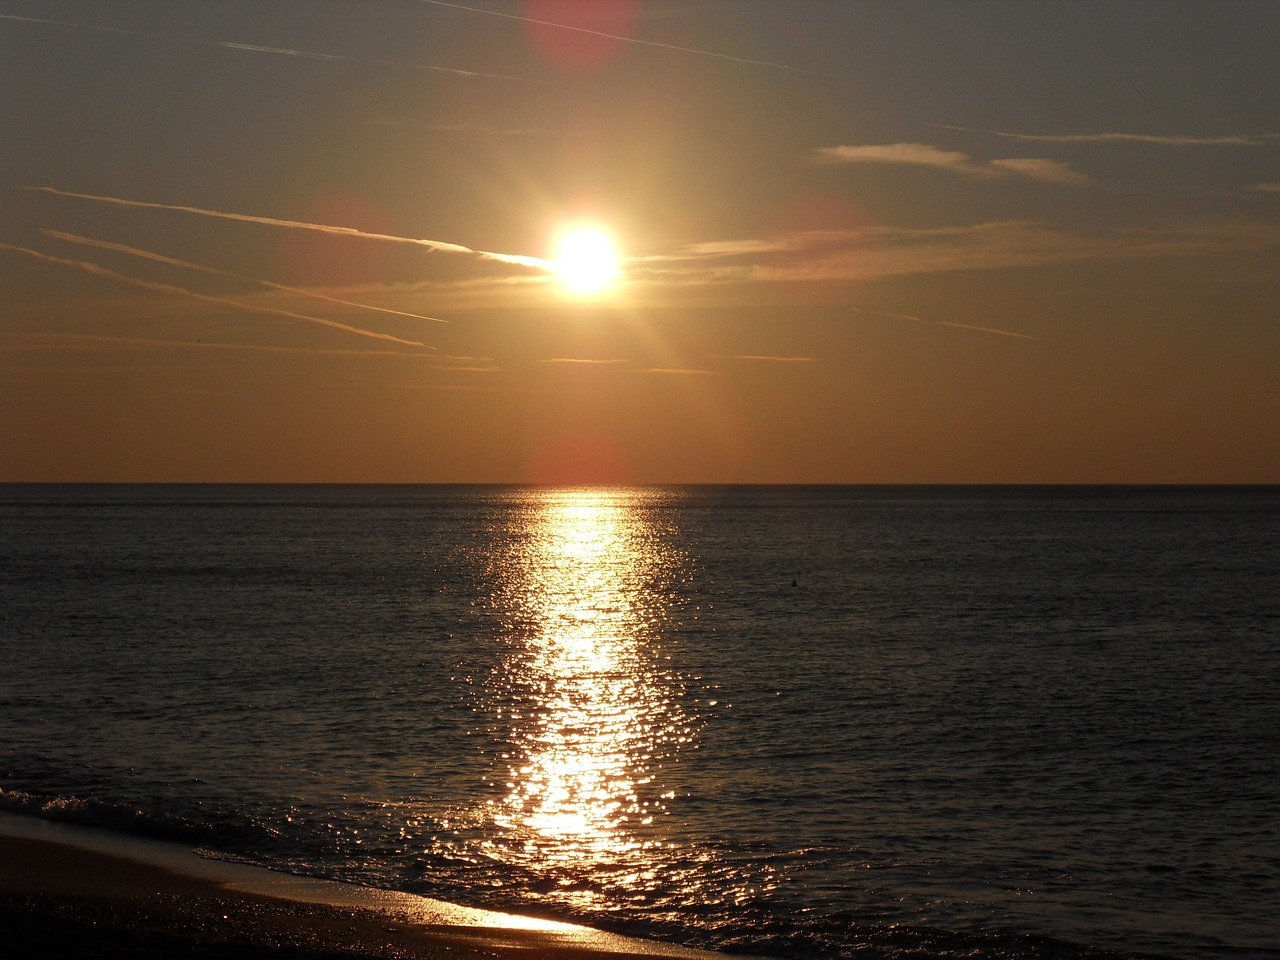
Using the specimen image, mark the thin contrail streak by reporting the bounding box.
[930,319,1034,340]
[0,12,132,36]
[211,42,536,83]
[3,331,434,358]
[43,230,448,324]
[854,307,1035,341]
[0,12,535,82]
[419,0,816,74]
[0,242,428,347]
[23,185,554,270]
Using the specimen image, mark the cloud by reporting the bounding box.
[632,219,1280,288]
[813,143,1094,185]
[366,120,575,137]
[1249,183,1280,193]
[815,143,981,174]
[629,368,723,377]
[42,230,448,324]
[936,125,1277,146]
[532,358,727,375]
[634,238,807,263]
[424,364,501,374]
[719,355,819,363]
[987,158,1095,186]
[24,185,553,270]
[0,242,428,347]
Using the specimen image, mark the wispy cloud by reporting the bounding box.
[42,230,448,324]
[633,220,1280,288]
[539,357,629,365]
[419,0,815,74]
[0,242,428,347]
[391,380,525,395]
[644,237,808,261]
[424,364,501,374]
[367,120,576,137]
[0,13,535,82]
[1249,183,1280,193]
[630,367,723,377]
[813,143,1094,185]
[936,124,1279,146]
[24,185,553,270]
[719,355,819,363]
[815,142,976,173]
[987,158,1094,186]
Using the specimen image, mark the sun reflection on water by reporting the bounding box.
[479,489,694,892]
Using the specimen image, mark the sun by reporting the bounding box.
[552,224,620,294]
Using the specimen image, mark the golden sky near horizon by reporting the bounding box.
[2,0,1278,483]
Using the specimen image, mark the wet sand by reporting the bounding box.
[0,824,714,960]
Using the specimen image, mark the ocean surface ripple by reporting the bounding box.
[2,484,1277,960]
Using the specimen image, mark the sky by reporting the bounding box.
[2,0,1277,484]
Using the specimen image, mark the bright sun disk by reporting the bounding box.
[554,225,620,293]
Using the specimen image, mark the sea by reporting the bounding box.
[1,484,1277,960]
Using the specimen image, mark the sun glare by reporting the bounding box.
[553,224,620,294]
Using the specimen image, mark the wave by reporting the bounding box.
[0,785,1197,960]
[0,787,267,850]
[397,874,1179,960]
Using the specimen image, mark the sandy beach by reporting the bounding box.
[0,818,716,960]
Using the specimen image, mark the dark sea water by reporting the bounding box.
[2,485,1277,960]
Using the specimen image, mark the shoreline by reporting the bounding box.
[0,812,719,960]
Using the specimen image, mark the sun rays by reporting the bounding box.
[551,224,622,295]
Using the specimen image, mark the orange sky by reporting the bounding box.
[2,1,1278,483]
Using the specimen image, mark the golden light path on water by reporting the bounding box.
[479,489,695,902]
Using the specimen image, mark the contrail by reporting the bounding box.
[3,331,435,358]
[0,12,536,83]
[0,12,132,36]
[24,185,554,270]
[419,0,816,74]
[0,242,428,347]
[927,318,1034,340]
[854,307,1035,341]
[211,42,537,83]
[43,229,448,324]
